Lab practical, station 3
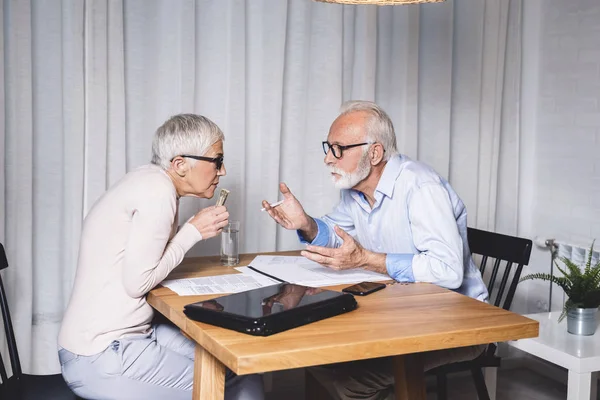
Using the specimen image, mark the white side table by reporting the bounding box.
[508,312,600,400]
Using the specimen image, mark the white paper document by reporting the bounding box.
[247,255,390,287]
[161,272,278,296]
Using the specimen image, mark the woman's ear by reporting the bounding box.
[170,156,189,177]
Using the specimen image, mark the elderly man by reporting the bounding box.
[59,114,264,400]
[262,101,488,399]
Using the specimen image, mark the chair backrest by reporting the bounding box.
[0,243,23,389]
[467,228,532,310]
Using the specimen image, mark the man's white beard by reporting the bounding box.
[329,152,372,189]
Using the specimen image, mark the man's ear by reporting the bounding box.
[170,156,189,177]
[370,143,385,165]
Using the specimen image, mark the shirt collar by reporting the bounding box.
[374,154,404,199]
[347,155,405,212]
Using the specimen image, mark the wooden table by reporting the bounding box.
[148,251,539,400]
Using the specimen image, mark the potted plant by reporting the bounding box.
[520,241,600,335]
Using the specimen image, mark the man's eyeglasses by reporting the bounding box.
[322,141,373,159]
[172,155,224,171]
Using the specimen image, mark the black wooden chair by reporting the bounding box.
[428,227,532,400]
[0,243,77,400]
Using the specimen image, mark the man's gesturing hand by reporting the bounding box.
[300,226,368,270]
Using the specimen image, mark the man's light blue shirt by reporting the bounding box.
[299,155,488,302]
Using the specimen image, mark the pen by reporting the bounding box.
[261,200,285,212]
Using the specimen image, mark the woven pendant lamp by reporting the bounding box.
[315,0,444,4]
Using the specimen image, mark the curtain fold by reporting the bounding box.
[1,0,522,373]
[3,0,35,375]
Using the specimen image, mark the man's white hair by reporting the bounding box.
[339,100,399,161]
[151,114,225,170]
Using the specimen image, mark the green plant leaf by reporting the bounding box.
[559,256,583,279]
[521,240,600,322]
[554,263,574,288]
[585,240,596,276]
[559,299,577,322]
[520,273,572,293]
[583,289,600,308]
[590,266,600,289]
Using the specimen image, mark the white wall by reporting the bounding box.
[519,0,600,314]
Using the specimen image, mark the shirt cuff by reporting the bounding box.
[386,253,415,282]
[171,222,203,253]
[297,218,330,246]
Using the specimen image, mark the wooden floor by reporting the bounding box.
[266,367,571,400]
[33,365,576,399]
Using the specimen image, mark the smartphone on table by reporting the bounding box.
[342,281,386,296]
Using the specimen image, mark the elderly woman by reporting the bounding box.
[58,114,264,399]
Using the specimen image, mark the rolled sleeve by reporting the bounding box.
[386,253,415,282]
[297,218,331,246]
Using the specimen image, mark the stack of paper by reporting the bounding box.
[161,272,278,296]
[244,255,390,287]
[161,255,390,296]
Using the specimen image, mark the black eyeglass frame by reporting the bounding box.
[322,141,374,159]
[171,154,224,170]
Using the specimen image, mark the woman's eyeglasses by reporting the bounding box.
[172,155,224,170]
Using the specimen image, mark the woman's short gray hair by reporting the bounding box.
[151,114,225,170]
[339,101,398,161]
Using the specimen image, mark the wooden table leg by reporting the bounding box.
[193,344,226,399]
[393,354,426,400]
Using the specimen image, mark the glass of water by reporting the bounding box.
[220,221,240,266]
